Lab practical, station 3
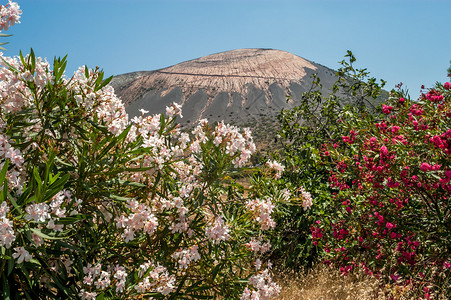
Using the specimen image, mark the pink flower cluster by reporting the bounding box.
[246,198,276,230]
[205,215,230,244]
[0,201,15,248]
[382,104,394,114]
[0,54,51,115]
[24,190,77,237]
[0,1,21,31]
[72,67,129,136]
[115,199,158,242]
[135,261,176,295]
[81,263,128,297]
[266,160,284,179]
[241,269,281,300]
[191,120,256,168]
[12,246,31,263]
[299,186,313,210]
[171,245,201,269]
[245,237,271,254]
[0,133,24,191]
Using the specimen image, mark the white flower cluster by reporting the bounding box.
[12,246,31,263]
[244,237,271,254]
[0,54,51,115]
[0,201,15,248]
[240,269,281,300]
[171,245,201,269]
[266,160,285,179]
[24,190,79,236]
[0,133,24,191]
[72,67,129,136]
[0,1,21,31]
[135,261,176,295]
[165,102,183,119]
[205,215,230,244]
[246,198,276,230]
[78,289,97,300]
[299,186,313,211]
[115,199,158,242]
[191,120,256,168]
[126,107,190,184]
[81,263,128,297]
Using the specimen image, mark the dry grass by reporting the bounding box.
[274,264,386,300]
[273,264,450,300]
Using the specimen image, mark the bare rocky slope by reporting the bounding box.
[110,48,340,149]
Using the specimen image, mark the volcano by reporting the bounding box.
[110,49,339,131]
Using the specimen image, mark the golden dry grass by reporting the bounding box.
[274,264,387,300]
[273,264,450,300]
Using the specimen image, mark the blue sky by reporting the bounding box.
[5,0,450,96]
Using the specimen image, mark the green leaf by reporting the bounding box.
[1,276,10,300]
[7,192,21,214]
[28,259,41,266]
[30,228,67,240]
[109,194,130,202]
[7,256,14,275]
[97,75,113,91]
[0,160,9,184]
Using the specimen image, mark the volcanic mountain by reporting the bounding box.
[110,49,342,150]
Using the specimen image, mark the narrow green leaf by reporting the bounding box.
[30,228,67,240]
[2,276,10,300]
[0,160,9,184]
[109,194,130,202]
[97,75,113,91]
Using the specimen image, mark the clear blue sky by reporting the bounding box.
[5,0,450,96]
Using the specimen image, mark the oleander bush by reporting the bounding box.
[275,51,451,297]
[0,44,298,300]
[270,51,386,269]
[314,81,451,298]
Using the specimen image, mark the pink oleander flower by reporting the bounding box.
[25,203,50,222]
[135,262,175,295]
[115,199,158,242]
[12,246,32,263]
[245,237,271,254]
[0,214,15,248]
[444,82,451,90]
[266,160,284,179]
[165,102,183,118]
[246,198,276,230]
[78,290,97,300]
[386,222,395,230]
[0,1,22,31]
[382,104,393,114]
[205,215,230,244]
[171,245,200,269]
[299,186,313,210]
[420,162,432,172]
[240,269,281,300]
[0,201,9,218]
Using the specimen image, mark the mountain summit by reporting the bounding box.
[111,48,338,130]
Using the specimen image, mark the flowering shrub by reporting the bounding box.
[271,51,386,269]
[0,47,289,299]
[314,82,451,297]
[276,50,450,296]
[0,0,21,50]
